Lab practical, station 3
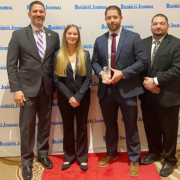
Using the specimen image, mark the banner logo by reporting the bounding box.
[52,139,63,144]
[0,141,21,146]
[0,6,13,10]
[121,4,154,9]
[1,85,10,90]
[101,24,134,29]
[83,44,94,49]
[167,3,180,8]
[0,46,8,50]
[0,25,24,31]
[91,81,99,87]
[27,5,61,10]
[0,66,6,70]
[88,118,104,123]
[51,122,63,125]
[169,23,180,28]
[0,123,18,128]
[0,104,20,109]
[75,4,107,10]
[48,25,82,30]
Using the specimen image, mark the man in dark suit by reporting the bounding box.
[139,14,180,177]
[6,1,60,179]
[92,5,148,177]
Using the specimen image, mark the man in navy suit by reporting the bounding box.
[92,5,148,177]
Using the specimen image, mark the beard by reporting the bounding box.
[108,23,120,32]
[34,17,43,25]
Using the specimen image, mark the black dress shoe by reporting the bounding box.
[22,165,33,180]
[159,163,174,177]
[62,159,76,170]
[80,163,88,171]
[141,154,162,165]
[38,156,53,169]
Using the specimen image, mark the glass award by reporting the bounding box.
[103,66,111,83]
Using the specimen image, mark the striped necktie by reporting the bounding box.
[151,41,160,66]
[36,29,44,61]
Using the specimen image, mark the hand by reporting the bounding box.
[109,68,123,84]
[143,77,160,94]
[54,90,57,100]
[69,97,80,108]
[14,91,26,106]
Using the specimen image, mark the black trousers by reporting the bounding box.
[58,95,90,163]
[20,83,53,166]
[99,86,140,162]
[141,100,179,166]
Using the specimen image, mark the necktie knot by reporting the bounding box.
[111,33,117,38]
[37,29,43,34]
[154,40,160,46]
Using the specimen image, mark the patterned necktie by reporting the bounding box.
[111,33,117,87]
[36,29,44,61]
[151,41,160,65]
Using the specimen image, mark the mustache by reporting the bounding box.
[34,16,43,19]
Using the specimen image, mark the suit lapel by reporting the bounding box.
[116,28,127,62]
[146,37,153,72]
[26,25,42,62]
[43,27,51,62]
[151,34,170,70]
[103,32,109,66]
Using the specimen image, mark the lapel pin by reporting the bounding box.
[48,33,51,36]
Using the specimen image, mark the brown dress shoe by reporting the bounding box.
[129,162,140,177]
[98,155,118,167]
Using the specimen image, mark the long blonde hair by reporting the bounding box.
[55,24,86,77]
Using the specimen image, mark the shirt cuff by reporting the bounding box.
[13,91,21,94]
[154,77,159,85]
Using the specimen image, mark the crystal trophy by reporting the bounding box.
[103,66,111,83]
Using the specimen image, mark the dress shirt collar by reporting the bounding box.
[109,27,122,37]
[152,33,167,44]
[31,23,45,33]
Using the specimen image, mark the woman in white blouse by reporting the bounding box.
[54,24,92,171]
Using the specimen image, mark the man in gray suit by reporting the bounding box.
[7,1,60,179]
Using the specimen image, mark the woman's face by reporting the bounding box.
[65,27,79,46]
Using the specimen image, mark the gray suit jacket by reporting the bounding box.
[7,25,60,97]
[92,28,148,99]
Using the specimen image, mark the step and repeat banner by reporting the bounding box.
[0,0,180,157]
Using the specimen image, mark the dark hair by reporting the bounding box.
[105,5,122,17]
[151,14,168,24]
[29,1,45,12]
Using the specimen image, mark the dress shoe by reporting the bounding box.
[141,154,162,165]
[38,156,53,169]
[22,165,33,180]
[159,163,174,177]
[129,162,140,177]
[62,159,76,170]
[98,155,118,167]
[80,163,88,171]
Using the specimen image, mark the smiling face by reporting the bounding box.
[28,4,46,28]
[151,16,168,39]
[65,27,79,46]
[105,10,123,32]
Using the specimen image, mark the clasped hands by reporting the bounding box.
[69,97,80,108]
[143,77,160,94]
[100,68,123,85]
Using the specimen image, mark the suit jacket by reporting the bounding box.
[7,25,60,97]
[54,50,92,102]
[139,34,180,107]
[92,28,148,99]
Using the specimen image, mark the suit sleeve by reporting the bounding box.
[6,31,21,92]
[121,34,148,79]
[53,53,75,100]
[157,41,180,86]
[92,39,103,78]
[74,51,92,102]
